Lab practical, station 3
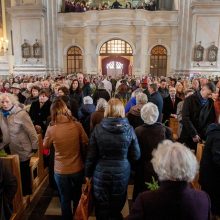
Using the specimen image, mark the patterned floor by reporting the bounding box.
[21,179,133,220]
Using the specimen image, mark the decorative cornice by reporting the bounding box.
[191,2,220,14]
[7,5,46,17]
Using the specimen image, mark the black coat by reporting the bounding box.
[92,89,110,105]
[200,123,220,215]
[29,99,51,135]
[85,118,140,216]
[149,92,163,123]
[17,92,26,104]
[127,104,144,129]
[0,159,17,220]
[69,90,83,107]
[133,123,172,201]
[162,95,182,124]
[127,181,211,220]
[180,92,215,150]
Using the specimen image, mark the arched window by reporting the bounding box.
[100,39,133,56]
[67,46,83,74]
[150,45,167,77]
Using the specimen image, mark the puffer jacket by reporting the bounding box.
[85,117,140,201]
[0,106,38,161]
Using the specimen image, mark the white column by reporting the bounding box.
[134,25,142,76]
[84,27,92,74]
[176,0,192,73]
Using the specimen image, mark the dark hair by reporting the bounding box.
[160,79,166,83]
[58,86,70,96]
[204,82,216,93]
[30,86,40,97]
[70,79,81,94]
[149,83,158,92]
[39,89,50,97]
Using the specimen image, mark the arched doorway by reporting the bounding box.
[99,39,133,76]
[67,46,83,74]
[150,45,167,77]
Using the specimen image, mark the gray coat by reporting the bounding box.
[0,106,38,161]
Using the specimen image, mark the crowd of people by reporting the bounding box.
[0,72,220,220]
[64,0,157,13]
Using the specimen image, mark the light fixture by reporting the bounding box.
[0,37,9,54]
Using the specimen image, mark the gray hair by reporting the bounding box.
[0,93,19,106]
[136,93,148,105]
[152,140,199,182]
[141,102,159,125]
[96,98,108,111]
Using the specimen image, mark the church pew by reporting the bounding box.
[168,117,179,140]
[191,143,205,190]
[1,155,27,220]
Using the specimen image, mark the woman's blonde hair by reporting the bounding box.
[50,98,73,124]
[104,98,125,118]
[0,93,19,107]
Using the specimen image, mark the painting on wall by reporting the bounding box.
[0,0,3,38]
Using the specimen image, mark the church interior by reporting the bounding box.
[1,0,220,220]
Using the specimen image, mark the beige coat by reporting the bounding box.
[0,105,38,161]
[43,115,89,174]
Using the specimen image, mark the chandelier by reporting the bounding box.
[0,37,9,54]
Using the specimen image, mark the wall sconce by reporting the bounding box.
[210,63,213,66]
[0,37,9,54]
[197,63,200,67]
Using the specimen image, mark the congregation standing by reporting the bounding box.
[0,73,220,220]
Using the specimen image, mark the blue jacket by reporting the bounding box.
[85,117,140,201]
[125,97,136,114]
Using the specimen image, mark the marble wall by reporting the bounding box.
[0,0,220,77]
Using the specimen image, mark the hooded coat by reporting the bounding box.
[85,117,140,217]
[127,104,144,129]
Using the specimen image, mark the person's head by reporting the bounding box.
[152,140,198,182]
[169,87,176,98]
[11,83,21,95]
[42,80,50,89]
[200,82,216,99]
[77,73,84,84]
[39,90,50,104]
[96,98,108,111]
[83,96,93,105]
[0,93,18,110]
[50,98,72,123]
[141,102,159,125]
[31,86,40,97]
[27,83,34,92]
[170,78,177,87]
[212,87,219,101]
[160,79,167,89]
[131,88,143,98]
[199,78,208,88]
[184,89,194,98]
[58,86,70,97]
[97,82,105,90]
[52,83,61,95]
[3,81,10,90]
[192,79,200,91]
[71,79,80,91]
[104,98,125,118]
[148,83,158,95]
[136,93,148,105]
[175,82,184,93]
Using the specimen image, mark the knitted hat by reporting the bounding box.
[83,96,93,105]
[141,102,159,125]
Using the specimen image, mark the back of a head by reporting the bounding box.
[104,98,125,118]
[141,102,159,125]
[83,96,93,105]
[96,98,108,111]
[150,83,158,92]
[50,98,72,123]
[204,82,216,93]
[136,93,148,105]
[152,140,198,182]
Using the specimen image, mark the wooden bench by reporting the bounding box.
[30,133,48,194]
[169,118,179,140]
[1,155,27,220]
[191,143,205,190]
